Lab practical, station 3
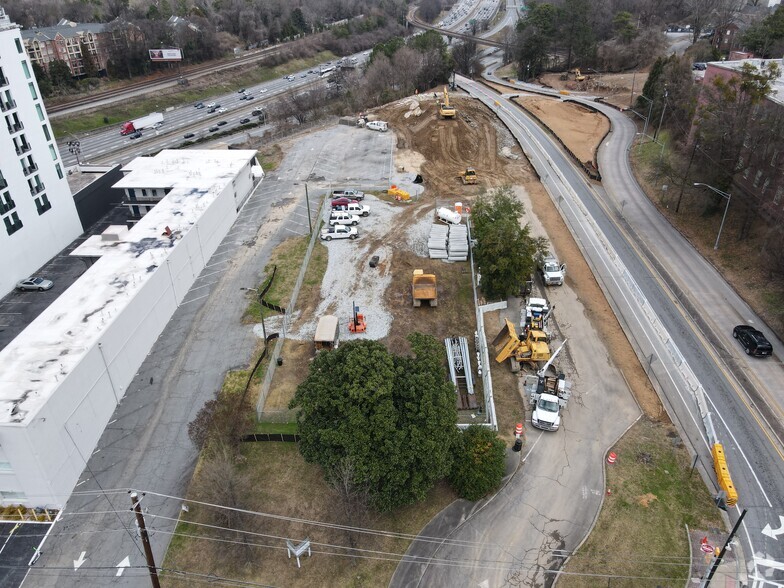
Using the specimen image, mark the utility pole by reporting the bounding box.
[701,509,746,587]
[654,87,668,141]
[130,492,161,588]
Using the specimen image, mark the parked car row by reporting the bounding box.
[320,190,371,241]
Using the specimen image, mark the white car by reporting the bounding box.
[217,107,227,114]
[329,211,360,226]
[320,225,358,241]
[205,102,216,109]
[16,276,54,291]
[366,120,388,132]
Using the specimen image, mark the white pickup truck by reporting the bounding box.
[332,202,370,216]
[537,252,566,286]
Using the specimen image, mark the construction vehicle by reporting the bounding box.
[348,302,367,333]
[492,319,551,372]
[388,185,410,202]
[412,270,437,307]
[525,341,570,431]
[522,297,552,339]
[570,68,586,82]
[458,168,477,185]
[537,252,566,286]
[439,86,456,119]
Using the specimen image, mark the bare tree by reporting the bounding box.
[192,443,253,529]
[685,0,719,44]
[328,457,371,552]
[452,40,479,76]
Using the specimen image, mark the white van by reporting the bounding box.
[366,120,388,132]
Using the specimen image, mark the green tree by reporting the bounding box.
[471,187,547,300]
[613,11,637,43]
[695,61,781,238]
[741,6,784,58]
[449,426,506,501]
[79,41,98,78]
[290,335,458,512]
[48,59,75,93]
[31,62,52,97]
[558,0,595,69]
[515,2,558,79]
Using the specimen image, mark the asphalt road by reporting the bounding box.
[468,75,784,585]
[22,124,393,587]
[57,53,370,168]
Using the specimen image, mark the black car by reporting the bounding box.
[238,88,246,94]
[208,125,219,132]
[733,325,773,357]
[239,94,248,100]
[207,107,217,113]
[129,131,143,139]
[245,95,254,100]
[240,118,251,124]
[184,132,195,139]
[217,120,227,126]
[251,109,262,116]
[194,102,204,109]
[692,62,707,71]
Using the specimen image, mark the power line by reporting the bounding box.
[137,489,698,565]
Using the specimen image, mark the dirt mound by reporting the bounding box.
[515,97,610,166]
[377,94,532,197]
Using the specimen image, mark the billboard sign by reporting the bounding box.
[149,48,183,62]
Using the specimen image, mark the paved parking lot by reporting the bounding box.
[0,205,130,351]
[0,521,53,588]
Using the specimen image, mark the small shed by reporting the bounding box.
[314,315,339,351]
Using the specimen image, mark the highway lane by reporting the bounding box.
[473,75,784,584]
[57,53,370,167]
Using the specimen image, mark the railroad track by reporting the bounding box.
[46,46,284,115]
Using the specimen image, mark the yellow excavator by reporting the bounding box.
[439,86,456,119]
[571,68,586,82]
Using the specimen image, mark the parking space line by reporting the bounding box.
[204,260,230,269]
[180,293,210,305]
[187,280,220,292]
[0,312,22,315]
[193,269,227,281]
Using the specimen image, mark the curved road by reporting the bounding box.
[391,68,784,585]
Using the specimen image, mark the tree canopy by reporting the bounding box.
[289,334,459,512]
[449,425,507,501]
[471,187,546,300]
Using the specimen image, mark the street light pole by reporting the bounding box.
[304,183,313,234]
[693,182,732,250]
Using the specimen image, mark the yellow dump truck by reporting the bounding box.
[492,319,550,371]
[412,270,437,307]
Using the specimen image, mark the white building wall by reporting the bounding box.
[0,154,249,506]
[0,9,83,296]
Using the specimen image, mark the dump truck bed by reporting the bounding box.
[412,276,437,299]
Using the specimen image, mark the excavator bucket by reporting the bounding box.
[493,319,521,363]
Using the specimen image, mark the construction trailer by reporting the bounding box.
[314,315,339,350]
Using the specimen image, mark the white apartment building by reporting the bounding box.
[0,6,83,296]
[0,149,262,507]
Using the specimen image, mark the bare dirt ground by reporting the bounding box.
[514,96,610,167]
[539,71,649,111]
